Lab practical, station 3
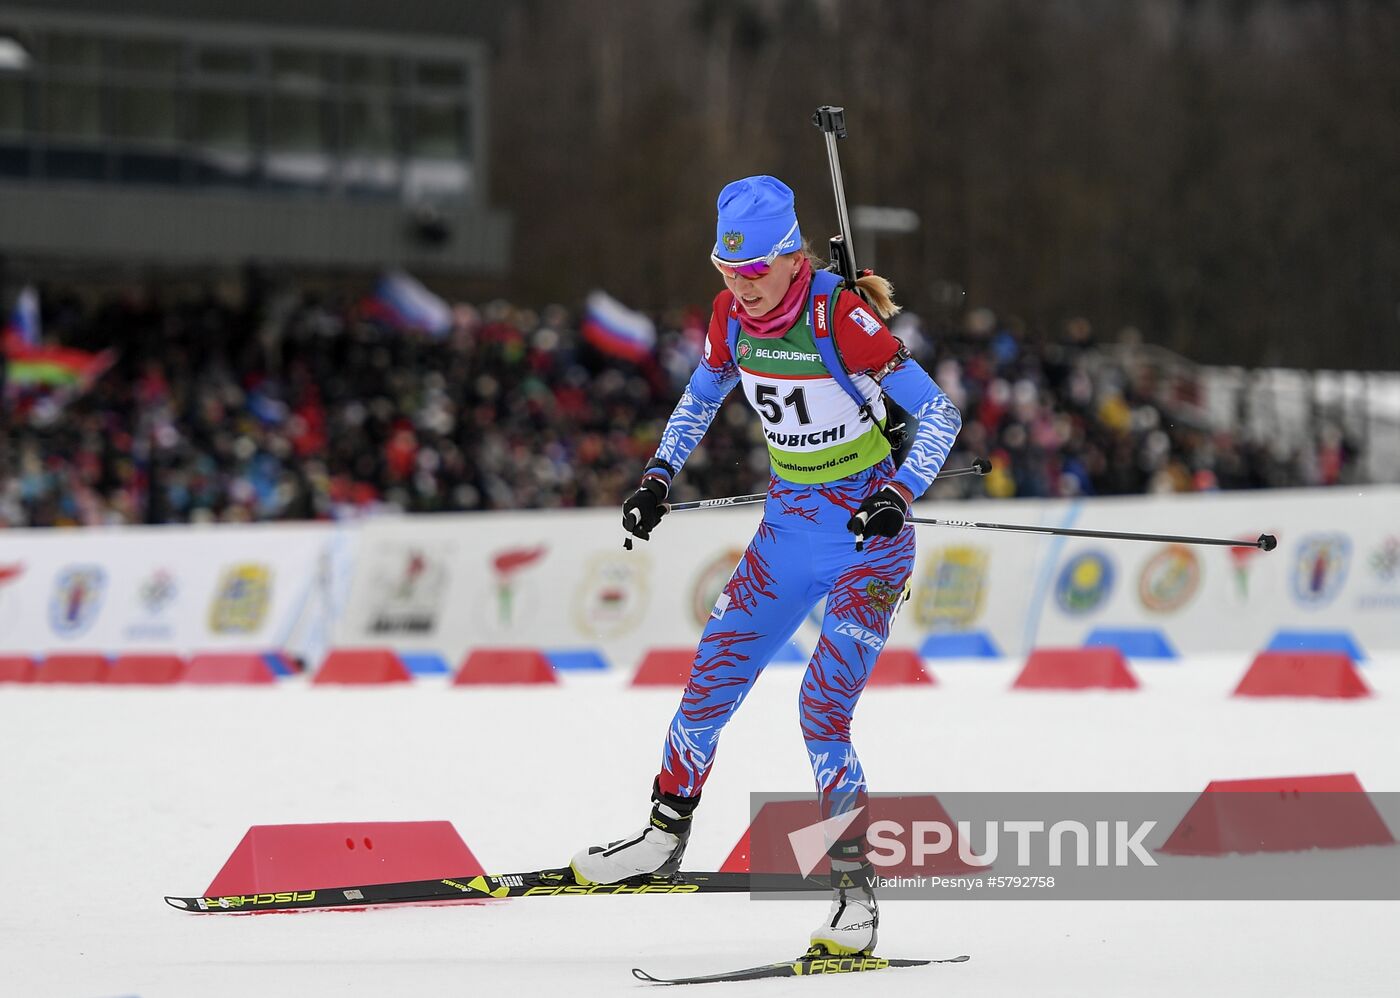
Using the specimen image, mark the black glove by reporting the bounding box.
[846,486,908,546]
[622,477,669,542]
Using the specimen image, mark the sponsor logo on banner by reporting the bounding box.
[49,565,107,637]
[913,546,988,630]
[1291,533,1350,608]
[1137,545,1200,614]
[475,546,547,636]
[573,552,649,639]
[1055,551,1114,615]
[125,568,177,640]
[1358,536,1400,611]
[692,548,744,628]
[367,544,450,635]
[0,563,25,631]
[1227,532,1273,602]
[209,563,273,634]
[1369,537,1399,583]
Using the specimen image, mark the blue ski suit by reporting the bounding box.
[647,271,961,802]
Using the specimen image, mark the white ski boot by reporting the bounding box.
[810,860,879,955]
[571,780,699,884]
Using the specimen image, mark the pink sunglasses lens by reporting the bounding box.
[725,260,772,279]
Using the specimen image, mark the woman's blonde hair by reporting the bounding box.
[798,246,902,321]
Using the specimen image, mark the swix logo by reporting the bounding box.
[814,297,828,333]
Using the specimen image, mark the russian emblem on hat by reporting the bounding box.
[722,231,744,253]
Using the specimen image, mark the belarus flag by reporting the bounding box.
[581,290,656,363]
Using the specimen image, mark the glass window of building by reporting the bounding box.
[411,99,466,160]
[342,92,398,192]
[344,52,395,89]
[0,74,27,136]
[46,33,102,71]
[197,45,257,79]
[43,79,101,138]
[414,60,464,90]
[107,38,181,76]
[269,94,328,152]
[193,89,253,150]
[110,86,178,143]
[271,48,331,89]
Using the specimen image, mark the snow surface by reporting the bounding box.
[3,655,1399,997]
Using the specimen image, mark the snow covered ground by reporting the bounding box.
[3,654,1398,997]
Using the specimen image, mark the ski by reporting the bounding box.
[165,868,822,914]
[632,948,970,985]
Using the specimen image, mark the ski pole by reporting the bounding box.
[623,459,992,549]
[904,515,1278,551]
[665,458,992,513]
[811,105,859,285]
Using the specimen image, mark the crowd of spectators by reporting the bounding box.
[0,281,1360,528]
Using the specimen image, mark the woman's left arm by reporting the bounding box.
[880,358,963,501]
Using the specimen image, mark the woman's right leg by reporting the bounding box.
[659,520,818,796]
[572,520,816,883]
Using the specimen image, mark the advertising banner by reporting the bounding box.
[0,522,353,661]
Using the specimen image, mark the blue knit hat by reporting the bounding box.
[713,176,802,262]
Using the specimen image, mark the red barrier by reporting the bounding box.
[722,794,981,876]
[204,821,485,897]
[184,653,278,685]
[1012,647,1138,690]
[0,656,36,683]
[1233,652,1370,699]
[313,648,413,685]
[109,654,186,685]
[867,648,935,686]
[630,649,695,687]
[35,653,108,684]
[453,648,557,685]
[1159,773,1395,856]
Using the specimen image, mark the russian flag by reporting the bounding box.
[581,290,656,362]
[2,285,41,350]
[364,270,453,337]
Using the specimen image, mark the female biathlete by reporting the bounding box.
[572,176,962,955]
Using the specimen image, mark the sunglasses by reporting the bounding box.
[711,256,776,280]
[711,219,800,280]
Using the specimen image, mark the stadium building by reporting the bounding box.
[0,1,509,275]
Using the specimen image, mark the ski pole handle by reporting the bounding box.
[851,510,871,552]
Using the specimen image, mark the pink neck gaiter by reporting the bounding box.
[734,256,813,339]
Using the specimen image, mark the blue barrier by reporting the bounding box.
[546,649,611,671]
[1084,628,1178,660]
[918,631,1002,658]
[1265,630,1367,662]
[398,651,452,676]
